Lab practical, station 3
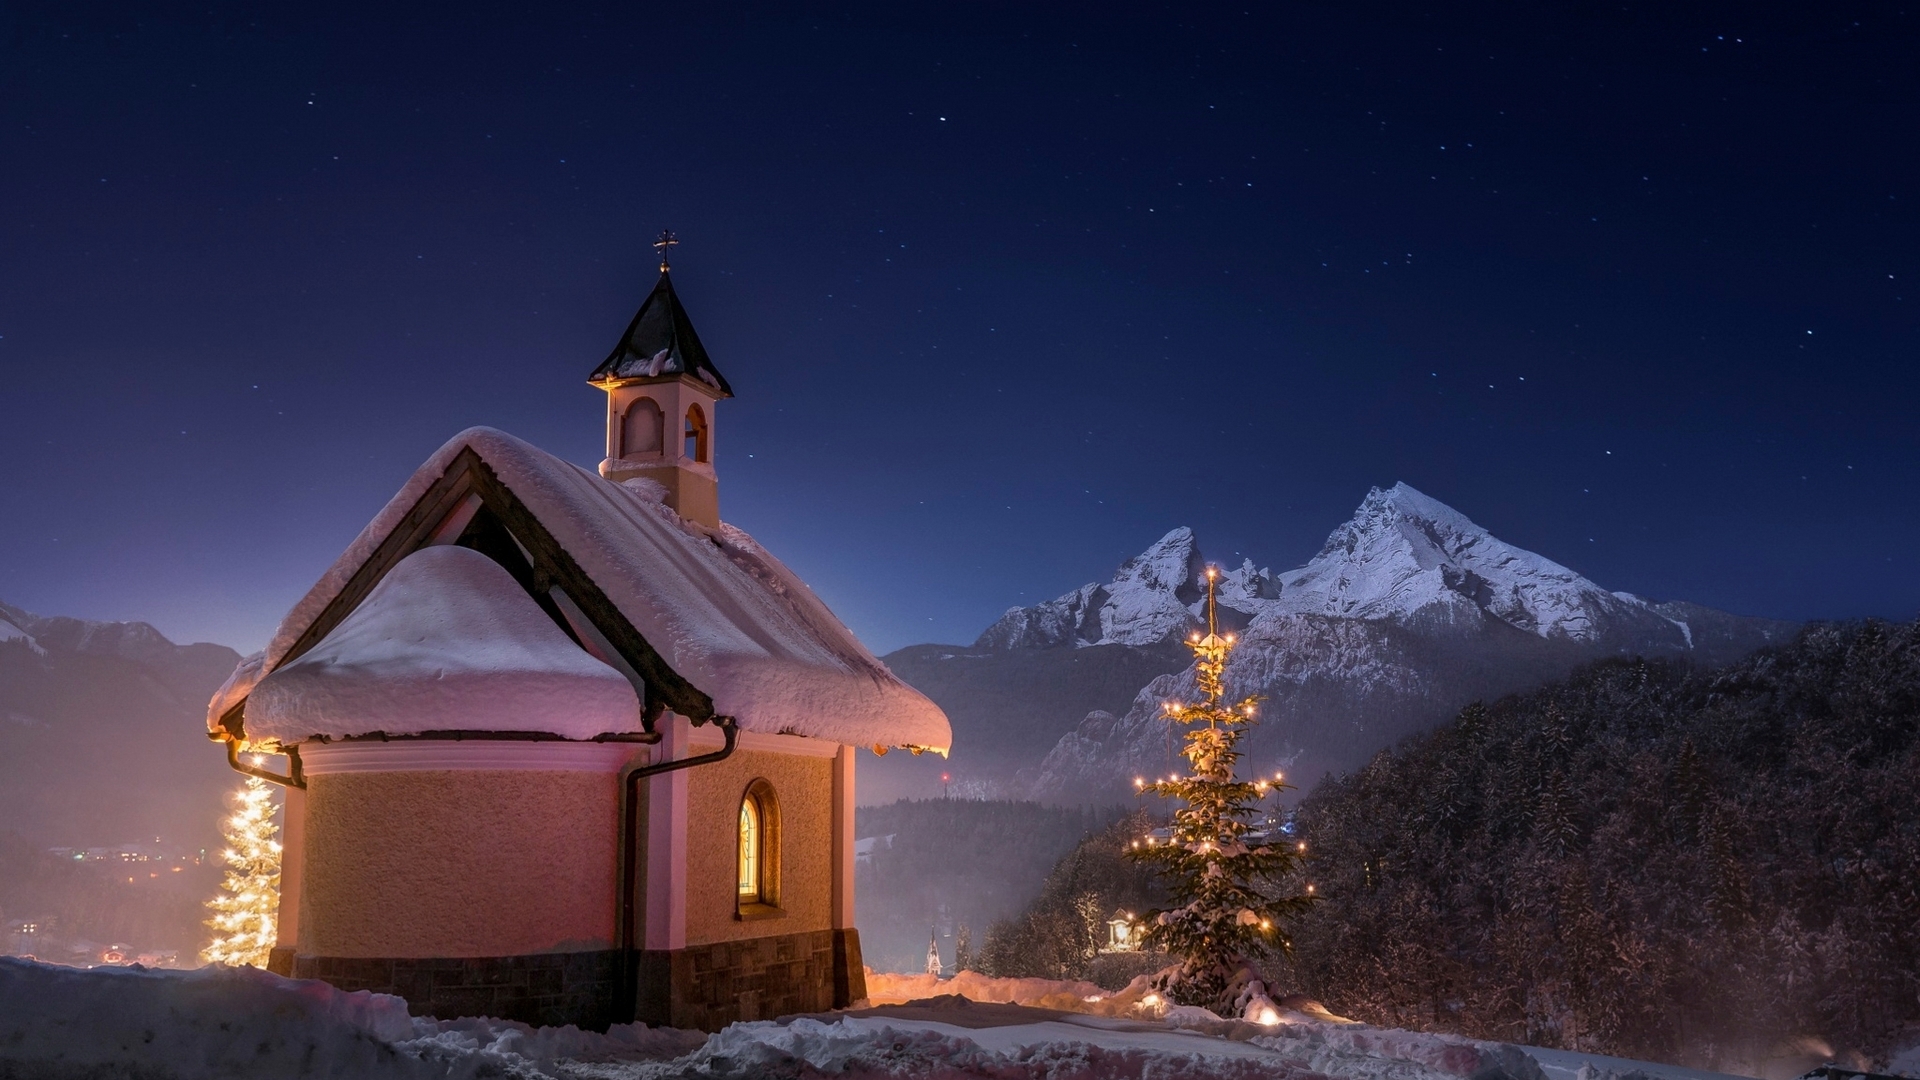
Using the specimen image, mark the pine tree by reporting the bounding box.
[1127,567,1314,1010]
[202,775,282,967]
[954,924,974,973]
[1533,769,1579,858]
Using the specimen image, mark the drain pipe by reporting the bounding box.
[218,734,307,789]
[617,715,739,1019]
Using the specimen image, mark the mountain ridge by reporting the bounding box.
[872,483,1797,805]
[980,483,1768,656]
[0,601,242,847]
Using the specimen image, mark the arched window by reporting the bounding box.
[684,404,709,464]
[621,399,664,459]
[736,779,779,913]
[737,800,759,896]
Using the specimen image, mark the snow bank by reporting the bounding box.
[0,957,701,1079]
[247,546,642,743]
[1887,1040,1920,1080]
[866,969,1121,1013]
[0,958,1327,1080]
[1522,1045,1767,1080]
[1248,1021,1549,1080]
[217,427,949,752]
[0,957,1758,1080]
[635,1015,1330,1079]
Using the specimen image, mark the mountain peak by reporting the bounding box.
[1111,527,1202,599]
[1369,481,1483,531]
[974,528,1280,650]
[1278,483,1679,644]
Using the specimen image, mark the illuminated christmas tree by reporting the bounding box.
[1128,566,1314,1010]
[201,775,282,967]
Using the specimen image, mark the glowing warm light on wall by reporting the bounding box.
[738,798,761,897]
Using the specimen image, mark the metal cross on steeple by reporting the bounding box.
[654,229,679,272]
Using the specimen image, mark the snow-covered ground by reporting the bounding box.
[0,957,1832,1080]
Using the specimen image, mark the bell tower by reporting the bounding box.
[589,232,734,529]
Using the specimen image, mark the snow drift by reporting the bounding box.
[0,958,1788,1080]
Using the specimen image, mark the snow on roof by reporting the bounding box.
[245,546,641,743]
[214,426,950,752]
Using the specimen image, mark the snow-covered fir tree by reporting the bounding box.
[1128,567,1313,1010]
[202,775,282,967]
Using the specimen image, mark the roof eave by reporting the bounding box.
[587,371,736,398]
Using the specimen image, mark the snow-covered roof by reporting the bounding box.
[246,546,641,743]
[211,426,949,752]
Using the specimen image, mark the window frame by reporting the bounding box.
[735,778,783,920]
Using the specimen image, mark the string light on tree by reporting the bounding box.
[201,771,282,967]
[1127,566,1315,1011]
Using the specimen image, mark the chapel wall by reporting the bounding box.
[683,747,834,945]
[297,768,624,958]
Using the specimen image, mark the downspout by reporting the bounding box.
[215,732,307,789]
[617,715,739,1020]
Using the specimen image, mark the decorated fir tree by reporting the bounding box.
[1128,566,1314,1010]
[202,775,282,967]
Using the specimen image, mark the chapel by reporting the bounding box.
[204,240,951,1031]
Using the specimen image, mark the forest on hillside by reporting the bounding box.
[972,810,1169,989]
[969,620,1918,1072]
[854,799,1131,973]
[1286,620,1920,1072]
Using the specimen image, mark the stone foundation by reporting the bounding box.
[288,949,620,1030]
[634,928,864,1031]
[278,929,866,1034]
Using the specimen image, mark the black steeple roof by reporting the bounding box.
[587,270,734,396]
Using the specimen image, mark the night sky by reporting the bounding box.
[2,3,1916,656]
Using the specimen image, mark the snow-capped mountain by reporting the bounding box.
[876,483,1797,806]
[975,528,1281,649]
[983,483,1714,654]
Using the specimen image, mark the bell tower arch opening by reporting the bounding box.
[621,399,664,460]
[685,404,709,464]
[588,233,733,530]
